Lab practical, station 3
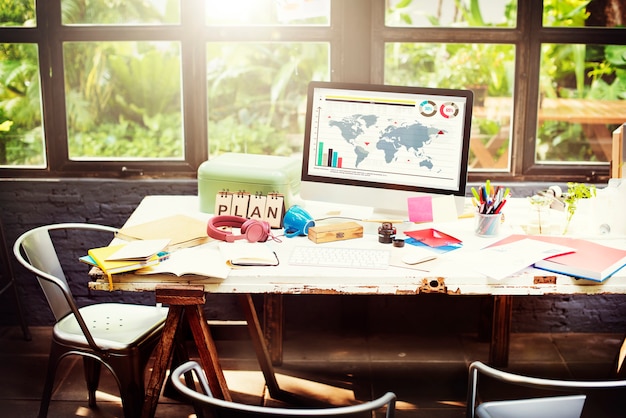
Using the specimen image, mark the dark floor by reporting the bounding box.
[1,325,624,417]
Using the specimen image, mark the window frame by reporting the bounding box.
[0,0,622,183]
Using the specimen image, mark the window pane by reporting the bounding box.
[543,0,626,28]
[0,43,45,167]
[0,1,35,27]
[536,43,626,164]
[385,42,515,171]
[64,41,184,160]
[207,42,329,157]
[62,0,179,25]
[386,0,517,28]
[206,0,330,26]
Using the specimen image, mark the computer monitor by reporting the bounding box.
[300,81,473,216]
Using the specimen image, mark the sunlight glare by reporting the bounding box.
[206,0,261,24]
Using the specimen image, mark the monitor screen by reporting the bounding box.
[300,81,473,216]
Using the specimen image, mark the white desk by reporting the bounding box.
[88,194,626,414]
[90,195,626,296]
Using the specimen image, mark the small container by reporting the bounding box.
[474,212,502,237]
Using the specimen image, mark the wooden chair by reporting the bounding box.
[171,360,397,417]
[13,223,168,418]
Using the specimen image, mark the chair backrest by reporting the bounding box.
[171,361,396,418]
[467,361,626,418]
[13,223,117,346]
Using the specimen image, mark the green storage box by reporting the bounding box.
[198,153,301,214]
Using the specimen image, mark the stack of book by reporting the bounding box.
[82,239,170,290]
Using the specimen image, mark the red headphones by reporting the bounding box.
[206,215,271,243]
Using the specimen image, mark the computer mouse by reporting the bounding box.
[401,252,436,265]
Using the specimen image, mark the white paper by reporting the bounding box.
[106,239,170,261]
[468,238,575,280]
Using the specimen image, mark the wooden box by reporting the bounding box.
[307,222,363,244]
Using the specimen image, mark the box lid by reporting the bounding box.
[198,153,301,185]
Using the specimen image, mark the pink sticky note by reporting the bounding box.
[407,196,433,223]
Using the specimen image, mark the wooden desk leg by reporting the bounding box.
[186,304,231,401]
[489,295,512,367]
[142,305,184,418]
[263,294,284,366]
[239,294,283,398]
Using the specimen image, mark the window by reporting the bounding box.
[0,0,624,182]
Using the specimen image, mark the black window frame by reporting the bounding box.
[0,0,623,183]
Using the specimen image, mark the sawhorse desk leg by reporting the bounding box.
[489,295,512,367]
[238,294,282,398]
[262,294,284,366]
[141,285,231,418]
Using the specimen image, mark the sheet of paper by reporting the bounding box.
[432,195,459,223]
[105,239,170,261]
[468,238,575,280]
[407,196,433,222]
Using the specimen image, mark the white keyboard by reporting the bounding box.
[289,246,390,269]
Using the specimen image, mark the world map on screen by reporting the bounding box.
[328,114,445,169]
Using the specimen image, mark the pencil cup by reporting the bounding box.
[474,212,502,237]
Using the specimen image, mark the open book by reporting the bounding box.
[136,244,230,279]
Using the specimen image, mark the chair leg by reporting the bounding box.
[83,357,102,408]
[38,342,64,418]
[107,354,148,418]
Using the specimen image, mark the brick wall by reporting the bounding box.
[1,179,625,334]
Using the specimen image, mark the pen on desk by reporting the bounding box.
[471,187,481,203]
[494,199,507,214]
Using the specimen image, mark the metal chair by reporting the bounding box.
[171,360,397,417]
[13,223,168,418]
[466,360,626,418]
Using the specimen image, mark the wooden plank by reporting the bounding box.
[239,294,283,398]
[155,284,205,305]
[489,295,512,367]
[186,305,231,401]
[141,306,183,418]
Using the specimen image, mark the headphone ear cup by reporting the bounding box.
[240,219,256,234]
[241,219,270,242]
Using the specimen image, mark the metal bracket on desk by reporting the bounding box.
[419,277,446,293]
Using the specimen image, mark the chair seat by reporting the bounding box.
[475,394,586,418]
[55,303,168,350]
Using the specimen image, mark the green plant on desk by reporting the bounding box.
[563,182,596,235]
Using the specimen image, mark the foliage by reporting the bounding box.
[537,0,626,162]
[0,40,44,165]
[206,42,329,157]
[0,0,35,26]
[68,113,182,158]
[563,182,596,235]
